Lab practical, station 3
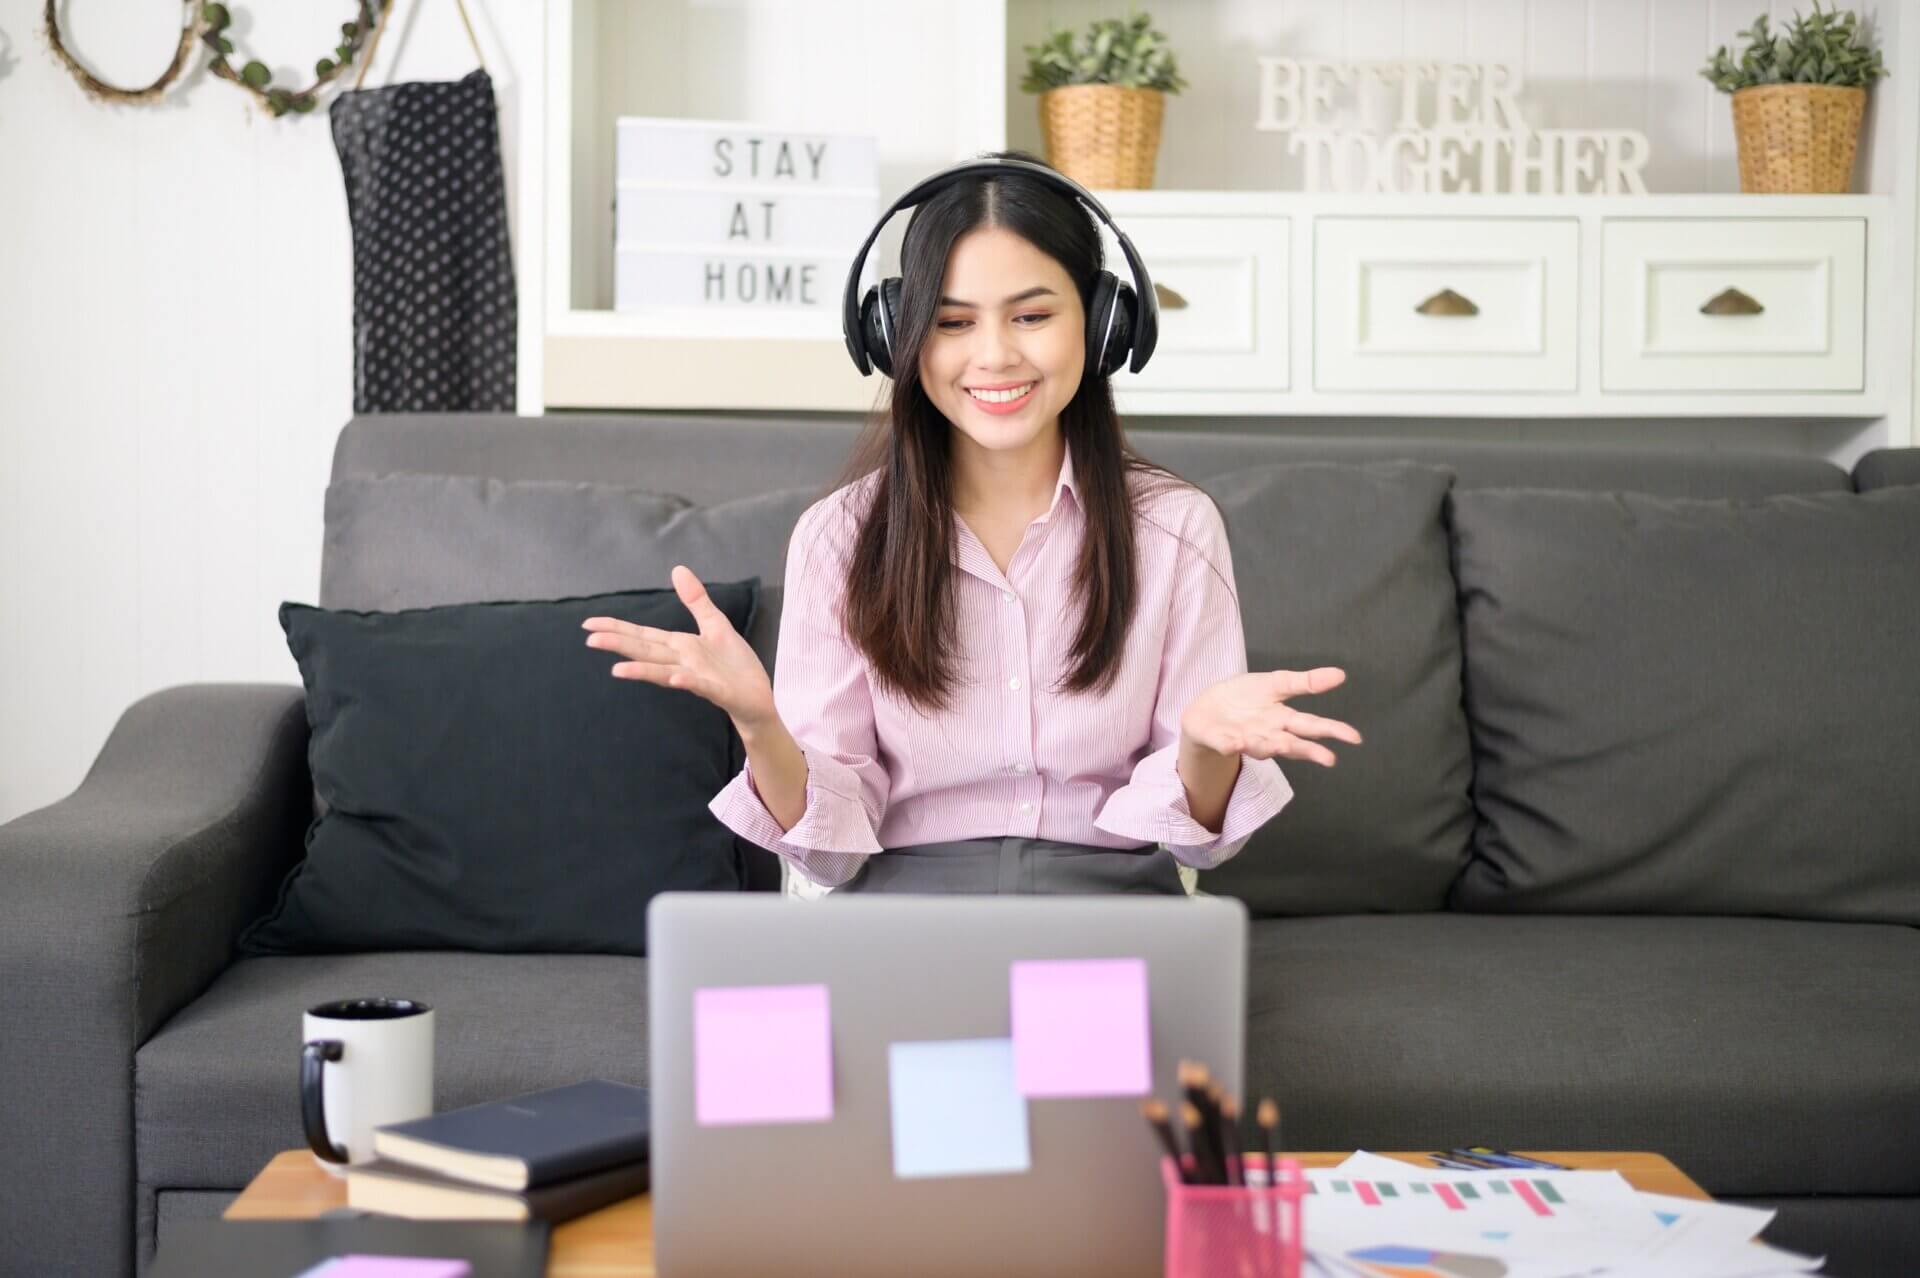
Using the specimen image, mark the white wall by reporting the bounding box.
[1,0,1915,826]
[0,2,536,824]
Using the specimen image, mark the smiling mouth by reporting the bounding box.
[966,381,1036,405]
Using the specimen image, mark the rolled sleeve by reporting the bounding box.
[709,744,883,887]
[1094,490,1294,870]
[707,494,889,889]
[1096,745,1292,869]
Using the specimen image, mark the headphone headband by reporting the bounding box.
[840,157,1159,376]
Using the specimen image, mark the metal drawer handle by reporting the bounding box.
[1415,288,1478,317]
[1153,282,1188,310]
[1700,287,1764,316]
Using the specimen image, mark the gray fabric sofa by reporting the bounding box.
[4,412,1917,1278]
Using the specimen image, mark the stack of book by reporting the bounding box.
[346,1079,651,1225]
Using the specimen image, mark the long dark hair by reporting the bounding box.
[828,149,1196,715]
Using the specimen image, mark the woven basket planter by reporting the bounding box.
[1037,84,1165,189]
[1730,82,1868,193]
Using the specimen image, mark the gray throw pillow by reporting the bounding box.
[321,474,822,672]
[1194,461,1474,914]
[1447,483,1920,923]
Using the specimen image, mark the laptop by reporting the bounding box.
[646,891,1249,1278]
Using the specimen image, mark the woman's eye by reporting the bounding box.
[937,314,1050,331]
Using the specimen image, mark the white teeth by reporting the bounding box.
[968,382,1035,404]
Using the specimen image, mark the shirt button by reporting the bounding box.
[1008,676,1022,691]
[1018,802,1034,814]
[1002,590,1016,603]
[1014,763,1030,775]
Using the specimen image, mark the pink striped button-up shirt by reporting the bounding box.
[707,440,1294,888]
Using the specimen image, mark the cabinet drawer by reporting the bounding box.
[1116,215,1290,391]
[1601,218,1865,392]
[1314,217,1578,393]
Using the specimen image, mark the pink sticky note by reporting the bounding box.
[323,1257,472,1278]
[1009,957,1152,1097]
[694,983,834,1125]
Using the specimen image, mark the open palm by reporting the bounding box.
[1180,667,1362,766]
[581,564,776,730]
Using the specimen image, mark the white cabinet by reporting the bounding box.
[1116,215,1291,392]
[1313,217,1579,393]
[1600,218,1867,393]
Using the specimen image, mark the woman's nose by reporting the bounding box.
[974,320,1018,368]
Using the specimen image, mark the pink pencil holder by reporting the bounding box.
[1161,1153,1305,1278]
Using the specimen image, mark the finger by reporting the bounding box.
[582,616,681,646]
[672,565,730,630]
[1277,732,1339,767]
[1285,712,1363,745]
[1268,667,1346,700]
[610,660,688,687]
[585,632,681,664]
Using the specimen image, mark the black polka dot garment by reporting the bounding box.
[330,68,516,413]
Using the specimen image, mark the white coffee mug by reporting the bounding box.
[300,996,435,1174]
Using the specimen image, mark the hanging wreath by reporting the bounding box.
[44,0,393,117]
[41,0,200,104]
[202,0,393,116]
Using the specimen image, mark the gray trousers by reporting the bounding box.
[831,836,1189,896]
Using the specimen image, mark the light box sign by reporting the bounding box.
[613,119,880,314]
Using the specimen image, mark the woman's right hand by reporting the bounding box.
[582,564,777,733]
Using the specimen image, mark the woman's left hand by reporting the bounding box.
[1179,667,1362,767]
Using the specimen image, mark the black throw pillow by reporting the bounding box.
[239,581,759,957]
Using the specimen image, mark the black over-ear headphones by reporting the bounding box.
[841,156,1159,381]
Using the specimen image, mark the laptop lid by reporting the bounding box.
[646,892,1249,1278]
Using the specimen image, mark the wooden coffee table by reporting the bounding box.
[227,1149,1709,1278]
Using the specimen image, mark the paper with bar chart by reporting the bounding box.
[1272,1152,1828,1278]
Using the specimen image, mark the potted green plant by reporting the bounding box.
[1021,10,1188,189]
[1701,1,1888,193]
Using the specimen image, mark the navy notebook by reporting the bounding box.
[372,1079,650,1191]
[147,1219,547,1278]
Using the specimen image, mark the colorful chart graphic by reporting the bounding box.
[1341,1243,1509,1278]
[1322,1177,1566,1216]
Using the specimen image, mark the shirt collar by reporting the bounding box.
[1033,437,1079,525]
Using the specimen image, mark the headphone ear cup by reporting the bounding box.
[1103,280,1137,377]
[1087,273,1139,378]
[858,280,898,378]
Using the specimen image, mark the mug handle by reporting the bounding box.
[301,1039,349,1163]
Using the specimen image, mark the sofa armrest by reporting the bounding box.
[1852,447,1920,491]
[0,682,310,1278]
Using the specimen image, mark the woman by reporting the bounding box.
[582,150,1361,897]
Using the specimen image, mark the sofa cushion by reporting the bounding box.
[1193,461,1473,914]
[135,952,649,1190]
[1447,484,1920,923]
[1240,913,1920,1197]
[239,582,756,958]
[320,473,820,674]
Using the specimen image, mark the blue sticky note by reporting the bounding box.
[888,1038,1030,1179]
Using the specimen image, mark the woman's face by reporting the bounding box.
[918,226,1085,458]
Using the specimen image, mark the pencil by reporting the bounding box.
[1256,1098,1279,1187]
[1180,1062,1222,1184]
[1219,1095,1244,1187]
[1141,1099,1187,1184]
[1179,1101,1220,1185]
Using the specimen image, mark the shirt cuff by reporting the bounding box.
[708,744,883,888]
[1093,746,1293,870]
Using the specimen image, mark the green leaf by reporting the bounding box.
[317,57,335,77]
[342,21,359,38]
[217,35,233,54]
[202,3,230,30]
[241,59,271,87]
